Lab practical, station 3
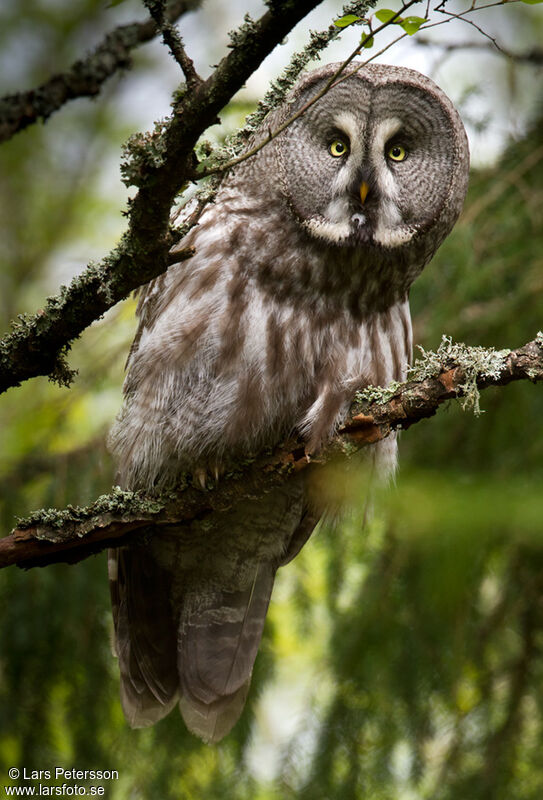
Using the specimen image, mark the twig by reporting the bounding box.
[3,336,542,570]
[416,37,543,66]
[142,0,202,85]
[435,6,507,56]
[0,0,199,143]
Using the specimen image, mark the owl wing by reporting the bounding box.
[108,545,179,727]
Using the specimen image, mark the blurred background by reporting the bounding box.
[0,0,542,797]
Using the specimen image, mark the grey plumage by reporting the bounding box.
[108,62,470,742]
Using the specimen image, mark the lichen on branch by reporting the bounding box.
[355,336,519,415]
[3,335,542,571]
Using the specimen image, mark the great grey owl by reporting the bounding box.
[108,62,470,743]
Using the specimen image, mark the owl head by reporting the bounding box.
[268,62,469,272]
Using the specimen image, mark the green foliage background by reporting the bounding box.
[0,1,542,798]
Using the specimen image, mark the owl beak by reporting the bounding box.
[359,181,370,205]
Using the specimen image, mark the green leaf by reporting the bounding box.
[520,0,543,4]
[334,14,362,27]
[375,9,401,23]
[399,16,427,34]
[362,35,374,49]
[107,0,128,6]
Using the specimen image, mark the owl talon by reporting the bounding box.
[194,468,207,490]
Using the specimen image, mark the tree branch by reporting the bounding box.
[3,336,542,570]
[0,0,200,144]
[0,0,345,395]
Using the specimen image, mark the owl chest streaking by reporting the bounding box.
[108,62,469,742]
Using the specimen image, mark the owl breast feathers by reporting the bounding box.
[108,62,469,742]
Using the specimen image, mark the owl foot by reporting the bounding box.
[192,462,225,490]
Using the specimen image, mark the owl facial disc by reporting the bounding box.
[279,62,469,261]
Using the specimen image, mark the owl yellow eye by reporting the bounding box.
[329,139,349,158]
[388,144,407,162]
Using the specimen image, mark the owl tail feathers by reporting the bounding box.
[119,674,178,728]
[109,548,179,729]
[179,682,250,744]
[110,547,277,742]
[177,562,276,744]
